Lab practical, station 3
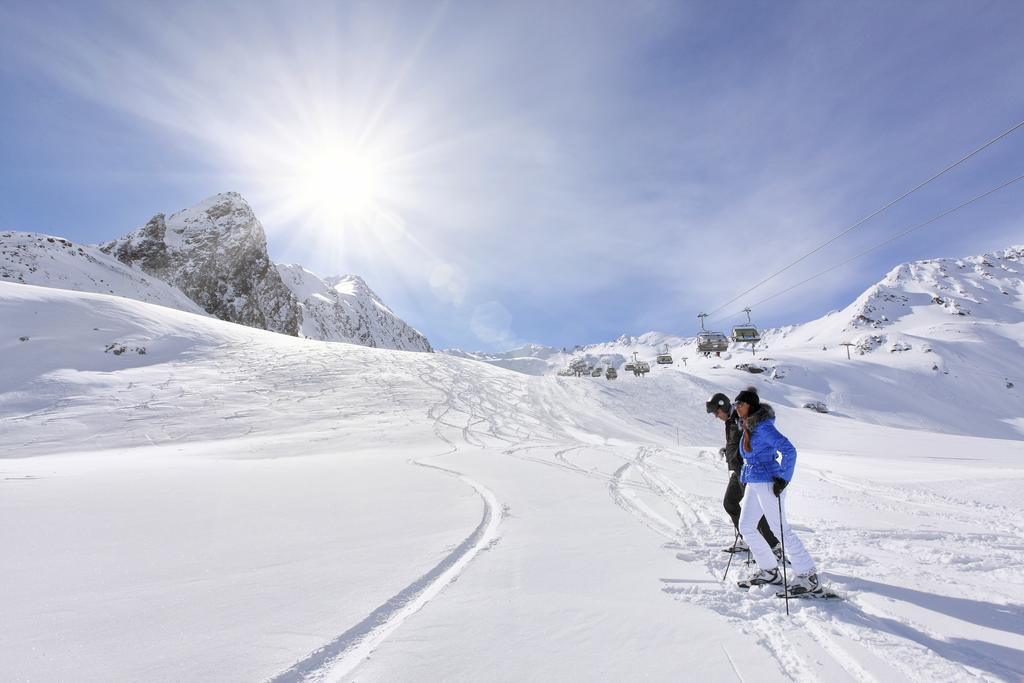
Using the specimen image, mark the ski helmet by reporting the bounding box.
[705,392,731,414]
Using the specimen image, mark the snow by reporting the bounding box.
[2,244,1024,681]
[278,266,431,352]
[0,231,205,314]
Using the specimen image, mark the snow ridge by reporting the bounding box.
[277,265,432,352]
[0,231,205,314]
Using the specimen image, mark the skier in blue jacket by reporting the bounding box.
[705,392,781,557]
[734,386,820,595]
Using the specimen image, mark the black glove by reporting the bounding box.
[772,477,788,497]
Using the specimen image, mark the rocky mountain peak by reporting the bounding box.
[6,191,433,352]
[101,192,301,336]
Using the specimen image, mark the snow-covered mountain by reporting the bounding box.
[753,245,1024,437]
[443,333,692,375]
[276,265,432,352]
[442,331,692,374]
[100,192,300,336]
[766,245,1024,348]
[0,231,205,314]
[1,192,431,352]
[443,343,567,375]
[448,245,1024,438]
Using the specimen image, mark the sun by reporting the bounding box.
[281,141,390,228]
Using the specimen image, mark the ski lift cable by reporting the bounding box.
[721,173,1024,317]
[708,118,1024,319]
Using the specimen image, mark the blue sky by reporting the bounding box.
[2,0,1023,351]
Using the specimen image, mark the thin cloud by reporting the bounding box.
[1,1,1022,350]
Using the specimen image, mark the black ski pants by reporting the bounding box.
[724,472,779,547]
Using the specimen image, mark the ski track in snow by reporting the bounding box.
[550,430,1024,682]
[322,354,1024,683]
[266,367,505,682]
[642,447,1024,682]
[267,469,500,683]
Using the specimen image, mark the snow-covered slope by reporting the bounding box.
[752,245,1024,438]
[765,245,1024,350]
[3,280,1023,681]
[449,246,1024,438]
[443,333,691,375]
[0,231,205,314]
[276,264,432,352]
[100,192,301,336]
[443,343,567,374]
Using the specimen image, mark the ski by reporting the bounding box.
[736,578,781,590]
[722,546,749,554]
[776,588,843,600]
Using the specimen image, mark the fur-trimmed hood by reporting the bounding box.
[744,403,776,433]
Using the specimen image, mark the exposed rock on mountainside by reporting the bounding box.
[0,231,205,313]
[101,193,301,336]
[276,264,432,352]
[841,246,1023,333]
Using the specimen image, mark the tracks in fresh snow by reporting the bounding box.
[268,355,1023,682]
[268,364,510,682]
[639,447,1023,681]
[268,466,500,683]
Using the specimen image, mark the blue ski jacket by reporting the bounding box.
[738,403,798,484]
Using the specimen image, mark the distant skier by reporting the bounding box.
[732,387,820,595]
[705,392,783,559]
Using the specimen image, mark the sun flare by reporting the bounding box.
[284,144,388,227]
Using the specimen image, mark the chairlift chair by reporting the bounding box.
[731,326,761,343]
[656,344,673,364]
[730,308,761,344]
[697,332,730,355]
[696,312,730,356]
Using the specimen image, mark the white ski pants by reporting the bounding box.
[739,482,816,575]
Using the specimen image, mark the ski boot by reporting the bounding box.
[737,567,782,589]
[723,537,749,554]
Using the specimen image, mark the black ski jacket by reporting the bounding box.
[724,409,743,473]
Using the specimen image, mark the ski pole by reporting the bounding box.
[722,528,739,581]
[778,494,790,615]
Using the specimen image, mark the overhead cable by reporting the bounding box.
[721,173,1024,317]
[708,118,1024,317]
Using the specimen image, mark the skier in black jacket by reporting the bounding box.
[706,392,783,558]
